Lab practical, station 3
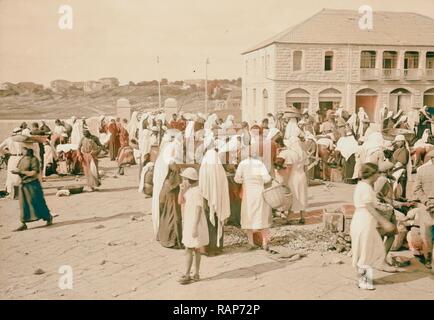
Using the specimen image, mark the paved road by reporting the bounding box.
[0,158,433,299]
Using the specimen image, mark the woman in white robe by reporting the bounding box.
[234,149,272,250]
[350,163,389,290]
[70,116,82,146]
[277,136,309,224]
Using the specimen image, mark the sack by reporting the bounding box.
[376,211,396,234]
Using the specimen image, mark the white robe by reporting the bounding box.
[350,181,386,269]
[199,149,231,246]
[278,137,309,212]
[234,158,272,230]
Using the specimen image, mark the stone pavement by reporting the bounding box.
[0,158,433,300]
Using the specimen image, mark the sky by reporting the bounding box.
[1,0,434,86]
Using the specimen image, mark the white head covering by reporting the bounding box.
[336,134,359,161]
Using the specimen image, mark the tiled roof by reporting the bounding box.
[242,9,434,54]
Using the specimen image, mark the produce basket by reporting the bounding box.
[263,182,292,211]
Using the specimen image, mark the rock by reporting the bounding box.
[2,236,11,240]
[95,224,105,229]
[336,245,345,253]
[132,287,137,292]
[344,235,351,242]
[100,260,107,265]
[34,268,45,275]
[331,258,344,265]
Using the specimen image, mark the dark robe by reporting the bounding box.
[157,170,183,248]
[108,122,120,160]
[16,156,52,223]
[203,199,223,255]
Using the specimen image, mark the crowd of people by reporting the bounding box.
[1,102,433,288]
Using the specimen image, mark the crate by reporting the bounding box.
[323,210,344,233]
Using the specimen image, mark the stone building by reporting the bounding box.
[241,9,434,123]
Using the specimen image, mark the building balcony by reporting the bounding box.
[382,69,401,80]
[360,68,380,80]
[426,69,434,80]
[404,69,423,80]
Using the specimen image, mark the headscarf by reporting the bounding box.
[201,113,218,130]
[266,127,281,140]
[222,115,234,129]
[336,133,359,161]
[284,118,301,139]
[414,129,431,148]
[151,133,183,235]
[199,148,231,247]
[360,132,383,160]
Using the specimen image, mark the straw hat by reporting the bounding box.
[180,167,199,181]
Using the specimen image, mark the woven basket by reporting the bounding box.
[263,183,292,210]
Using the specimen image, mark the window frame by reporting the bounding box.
[292,50,304,72]
[324,50,334,72]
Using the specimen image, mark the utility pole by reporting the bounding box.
[157,56,162,109]
[205,58,209,115]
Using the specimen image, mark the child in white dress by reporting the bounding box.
[178,167,209,285]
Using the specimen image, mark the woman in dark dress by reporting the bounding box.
[13,147,53,231]
[157,163,183,249]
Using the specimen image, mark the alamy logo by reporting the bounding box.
[58,5,73,30]
[358,5,373,30]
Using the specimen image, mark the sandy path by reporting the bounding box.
[0,158,433,300]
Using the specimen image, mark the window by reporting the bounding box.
[404,51,419,69]
[253,88,256,107]
[293,51,303,71]
[261,56,265,75]
[324,51,334,71]
[360,51,376,68]
[427,52,434,69]
[253,59,257,74]
[383,51,398,69]
[245,61,248,75]
[266,54,270,75]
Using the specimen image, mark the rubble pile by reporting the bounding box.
[224,225,352,254]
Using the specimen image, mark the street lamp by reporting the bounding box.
[157,56,162,110]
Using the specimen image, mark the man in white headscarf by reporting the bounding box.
[284,116,302,139]
[353,132,385,179]
[137,113,153,164]
[277,136,309,224]
[127,111,140,141]
[357,107,370,138]
[199,137,231,255]
[390,134,412,198]
[70,116,82,146]
[335,129,359,183]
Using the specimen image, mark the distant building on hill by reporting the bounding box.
[99,77,120,89]
[84,80,104,93]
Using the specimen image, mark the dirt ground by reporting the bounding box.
[0,158,433,300]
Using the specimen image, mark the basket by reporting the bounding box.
[263,183,292,210]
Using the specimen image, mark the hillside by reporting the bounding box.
[0,84,241,120]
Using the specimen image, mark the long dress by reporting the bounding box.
[350,181,386,269]
[157,169,183,248]
[234,158,272,230]
[79,137,101,188]
[108,122,120,160]
[16,155,52,223]
[278,144,309,213]
[182,186,209,249]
